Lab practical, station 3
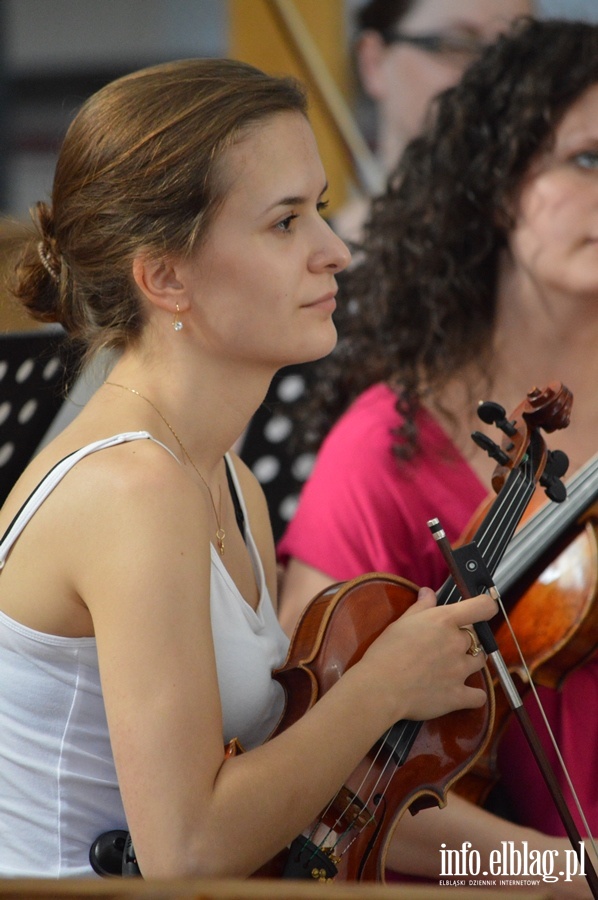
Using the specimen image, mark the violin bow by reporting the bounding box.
[430,490,598,893]
[430,520,598,894]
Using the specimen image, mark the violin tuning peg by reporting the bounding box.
[539,449,569,503]
[471,431,510,466]
[477,401,518,436]
[477,400,506,424]
[539,471,567,503]
[546,449,569,479]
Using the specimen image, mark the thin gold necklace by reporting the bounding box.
[104,381,226,555]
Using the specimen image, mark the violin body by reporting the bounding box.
[456,491,598,805]
[493,496,598,689]
[241,572,493,882]
[237,383,574,882]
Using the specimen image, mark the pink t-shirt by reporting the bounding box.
[278,383,486,587]
[278,382,598,839]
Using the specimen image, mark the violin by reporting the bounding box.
[427,389,598,897]
[233,384,572,883]
[453,394,598,806]
[489,458,598,689]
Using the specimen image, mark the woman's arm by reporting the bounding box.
[278,556,335,635]
[68,442,496,879]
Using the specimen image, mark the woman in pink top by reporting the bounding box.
[280,17,598,897]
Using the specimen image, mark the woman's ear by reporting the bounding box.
[131,254,189,315]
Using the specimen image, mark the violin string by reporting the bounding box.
[480,500,528,571]
[471,456,598,856]
[308,726,395,851]
[437,465,534,607]
[331,746,399,858]
[474,463,534,570]
[439,467,533,607]
[301,454,598,870]
[482,490,532,572]
[325,466,539,856]
[494,594,598,860]
[498,455,598,590]
[306,688,430,856]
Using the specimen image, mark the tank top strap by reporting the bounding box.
[0,432,155,568]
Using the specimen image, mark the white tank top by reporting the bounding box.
[0,432,289,877]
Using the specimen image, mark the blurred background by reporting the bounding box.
[1,0,597,220]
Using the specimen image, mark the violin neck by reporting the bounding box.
[379,472,534,769]
[436,465,536,607]
[495,452,598,595]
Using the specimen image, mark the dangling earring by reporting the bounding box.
[172,303,183,332]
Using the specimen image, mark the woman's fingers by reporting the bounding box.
[452,592,498,626]
[406,588,497,626]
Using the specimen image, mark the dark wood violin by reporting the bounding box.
[233,384,573,883]
[489,456,598,690]
[451,390,598,808]
[428,383,598,895]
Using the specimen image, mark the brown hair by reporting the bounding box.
[12,58,307,363]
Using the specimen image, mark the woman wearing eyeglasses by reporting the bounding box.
[335,0,534,243]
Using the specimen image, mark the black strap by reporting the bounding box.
[224,457,246,543]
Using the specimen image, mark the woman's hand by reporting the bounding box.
[357,587,497,725]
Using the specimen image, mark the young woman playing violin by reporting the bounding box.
[279,17,598,897]
[0,59,497,879]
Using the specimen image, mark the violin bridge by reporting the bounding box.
[332,785,374,830]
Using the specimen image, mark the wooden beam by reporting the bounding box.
[229,0,367,214]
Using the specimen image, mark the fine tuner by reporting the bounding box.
[472,399,569,504]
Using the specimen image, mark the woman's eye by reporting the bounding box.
[274,200,328,233]
[276,213,298,233]
[574,151,598,170]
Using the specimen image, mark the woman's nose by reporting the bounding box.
[310,224,352,273]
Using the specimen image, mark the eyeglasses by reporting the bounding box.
[381,30,487,64]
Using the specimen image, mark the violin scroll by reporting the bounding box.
[473,382,572,495]
[523,383,573,432]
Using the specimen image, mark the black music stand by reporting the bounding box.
[240,363,315,544]
[0,328,77,505]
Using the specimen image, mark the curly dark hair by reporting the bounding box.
[297,16,598,456]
